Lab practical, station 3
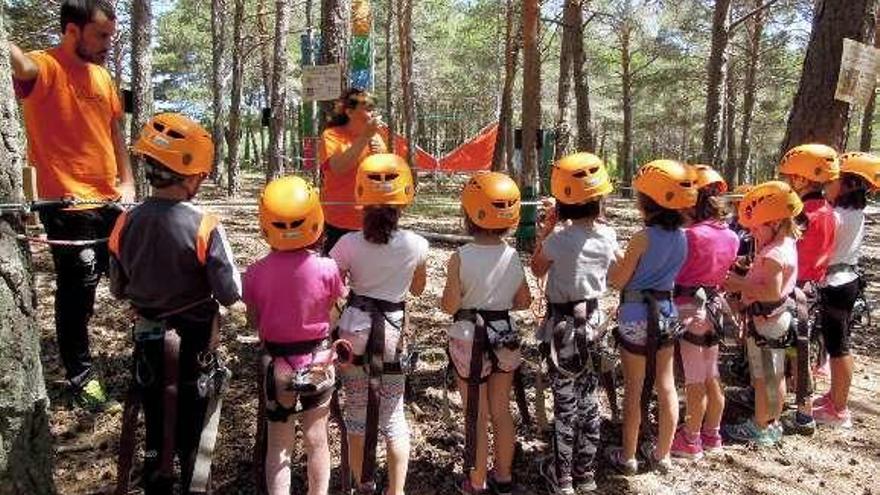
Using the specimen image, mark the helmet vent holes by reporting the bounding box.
[153,122,166,132]
[167,130,185,139]
[665,191,675,202]
[271,221,287,229]
[572,170,588,178]
[367,173,384,181]
[492,200,516,209]
[289,219,305,229]
[182,154,192,165]
[589,167,599,174]
[385,173,399,181]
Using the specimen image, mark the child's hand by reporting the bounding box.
[538,198,557,238]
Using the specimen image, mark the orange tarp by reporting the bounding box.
[380,122,498,172]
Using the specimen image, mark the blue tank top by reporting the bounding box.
[620,226,688,324]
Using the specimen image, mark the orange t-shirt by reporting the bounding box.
[318,126,388,230]
[17,48,123,202]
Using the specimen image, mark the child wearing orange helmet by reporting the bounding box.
[722,181,803,447]
[441,171,532,495]
[109,113,241,494]
[669,165,739,460]
[329,154,428,495]
[244,176,346,495]
[813,152,880,428]
[778,143,839,435]
[604,159,697,475]
[529,153,617,494]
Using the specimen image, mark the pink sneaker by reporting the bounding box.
[670,427,703,460]
[813,401,853,429]
[812,358,830,379]
[813,391,832,408]
[700,428,723,453]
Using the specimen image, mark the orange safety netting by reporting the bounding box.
[380,122,498,172]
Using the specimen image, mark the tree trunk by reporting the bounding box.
[620,20,634,195]
[572,0,594,151]
[129,0,152,199]
[258,0,273,106]
[724,58,738,184]
[783,0,877,152]
[210,0,228,184]
[738,0,765,182]
[267,0,291,180]
[554,0,577,160]
[226,0,245,196]
[385,0,395,153]
[860,9,880,152]
[0,14,55,494]
[521,0,540,187]
[701,0,732,165]
[397,0,415,168]
[492,0,520,172]
[320,0,351,126]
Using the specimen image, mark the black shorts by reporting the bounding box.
[818,279,861,358]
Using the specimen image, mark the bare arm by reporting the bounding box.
[530,242,552,278]
[9,43,38,81]
[409,262,428,296]
[111,119,135,201]
[608,229,649,291]
[327,117,383,175]
[725,259,785,302]
[440,252,462,314]
[512,279,533,311]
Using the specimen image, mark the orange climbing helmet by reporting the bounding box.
[692,164,728,193]
[633,159,698,209]
[133,113,214,177]
[551,152,613,204]
[355,153,415,206]
[259,176,325,251]
[738,180,804,229]
[778,143,840,184]
[840,152,880,191]
[462,171,521,229]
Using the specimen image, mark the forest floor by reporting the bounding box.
[40,173,880,495]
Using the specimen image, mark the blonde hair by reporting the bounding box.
[774,217,802,241]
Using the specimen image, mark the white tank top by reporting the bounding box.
[448,242,525,340]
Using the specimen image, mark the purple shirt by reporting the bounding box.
[244,250,344,351]
[676,220,739,288]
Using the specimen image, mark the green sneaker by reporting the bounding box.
[73,378,110,412]
[723,418,776,447]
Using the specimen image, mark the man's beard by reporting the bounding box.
[75,41,107,65]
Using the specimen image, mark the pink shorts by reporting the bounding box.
[448,337,521,380]
[677,299,720,385]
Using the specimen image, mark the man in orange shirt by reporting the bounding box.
[318,88,387,254]
[10,0,135,410]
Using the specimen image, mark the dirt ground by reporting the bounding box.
[37,174,880,495]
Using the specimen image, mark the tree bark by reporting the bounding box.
[129,0,152,198]
[267,0,291,180]
[385,0,395,153]
[738,0,765,182]
[0,13,55,494]
[783,0,877,152]
[320,0,351,126]
[397,0,415,169]
[226,0,245,196]
[619,17,634,195]
[701,0,732,165]
[572,0,594,152]
[210,0,228,184]
[521,0,540,187]
[724,57,738,184]
[554,0,577,160]
[492,0,520,172]
[257,0,273,106]
[860,9,880,152]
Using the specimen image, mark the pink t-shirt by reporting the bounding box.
[676,220,739,288]
[743,236,798,305]
[243,250,345,346]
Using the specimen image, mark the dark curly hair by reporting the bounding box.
[557,199,602,221]
[326,88,375,128]
[639,193,685,230]
[835,173,869,210]
[693,184,726,222]
[363,206,400,244]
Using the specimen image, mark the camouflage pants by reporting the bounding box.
[549,365,601,483]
